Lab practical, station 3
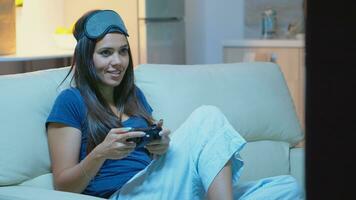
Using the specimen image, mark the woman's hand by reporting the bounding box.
[92,128,145,160]
[145,128,171,155]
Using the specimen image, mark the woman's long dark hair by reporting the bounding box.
[63,10,154,154]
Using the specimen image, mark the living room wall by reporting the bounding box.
[185,0,244,64]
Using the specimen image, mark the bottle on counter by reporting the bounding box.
[261,9,277,39]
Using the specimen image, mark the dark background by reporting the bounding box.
[305,1,356,199]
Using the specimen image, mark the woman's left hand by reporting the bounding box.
[145,128,171,155]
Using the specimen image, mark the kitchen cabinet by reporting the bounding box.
[223,40,305,129]
[0,50,72,75]
[0,58,71,75]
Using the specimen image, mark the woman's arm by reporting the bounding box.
[47,123,105,193]
[48,123,146,193]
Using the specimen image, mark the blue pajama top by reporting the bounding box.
[46,86,153,198]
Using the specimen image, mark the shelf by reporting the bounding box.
[223,39,305,48]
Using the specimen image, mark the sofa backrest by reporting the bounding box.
[135,62,303,144]
[0,68,71,186]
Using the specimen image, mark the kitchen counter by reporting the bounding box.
[0,49,73,62]
[0,48,73,75]
[223,39,305,48]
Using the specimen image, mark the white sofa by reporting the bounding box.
[0,62,304,200]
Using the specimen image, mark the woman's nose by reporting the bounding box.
[111,52,122,65]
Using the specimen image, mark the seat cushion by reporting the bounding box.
[18,173,54,190]
[290,147,305,189]
[0,186,105,200]
[238,140,290,182]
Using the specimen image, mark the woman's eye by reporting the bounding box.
[119,48,129,55]
[100,50,112,57]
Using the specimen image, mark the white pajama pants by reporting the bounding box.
[110,105,303,200]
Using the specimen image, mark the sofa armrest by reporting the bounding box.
[290,147,305,190]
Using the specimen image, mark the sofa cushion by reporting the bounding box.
[135,62,303,144]
[0,186,104,200]
[238,140,290,183]
[290,147,305,189]
[0,68,71,186]
[19,173,54,190]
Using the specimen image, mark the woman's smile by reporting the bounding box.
[106,69,122,78]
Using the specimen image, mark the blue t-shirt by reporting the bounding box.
[46,87,154,198]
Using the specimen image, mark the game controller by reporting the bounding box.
[127,119,163,148]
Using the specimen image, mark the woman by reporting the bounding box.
[47,9,303,200]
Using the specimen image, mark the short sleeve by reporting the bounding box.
[46,88,86,130]
[135,86,153,115]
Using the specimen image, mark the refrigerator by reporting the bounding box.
[138,0,186,64]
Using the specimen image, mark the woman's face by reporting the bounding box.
[93,33,130,88]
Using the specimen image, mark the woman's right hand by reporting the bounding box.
[92,128,145,160]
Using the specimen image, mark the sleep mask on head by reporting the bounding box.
[83,10,129,40]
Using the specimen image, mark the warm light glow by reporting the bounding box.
[15,0,23,7]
